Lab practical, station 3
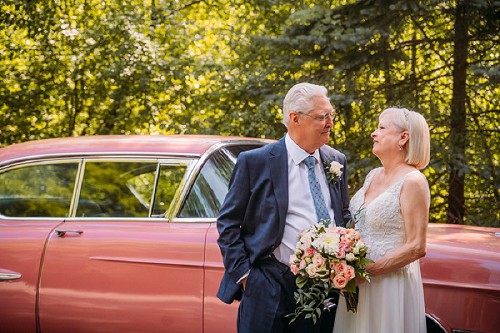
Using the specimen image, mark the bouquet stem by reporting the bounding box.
[344,288,359,313]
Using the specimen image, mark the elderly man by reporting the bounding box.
[217,83,351,333]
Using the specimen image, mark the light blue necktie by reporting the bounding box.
[304,156,331,224]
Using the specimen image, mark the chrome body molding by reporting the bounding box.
[0,272,22,281]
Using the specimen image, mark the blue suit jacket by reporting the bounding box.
[216,137,351,304]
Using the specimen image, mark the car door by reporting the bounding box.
[38,158,208,333]
[0,161,79,333]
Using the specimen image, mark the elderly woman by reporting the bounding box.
[333,107,431,333]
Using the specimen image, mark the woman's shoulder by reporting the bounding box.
[403,170,428,185]
[401,170,430,200]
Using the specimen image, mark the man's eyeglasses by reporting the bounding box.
[298,112,337,122]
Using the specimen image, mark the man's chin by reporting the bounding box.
[321,133,331,142]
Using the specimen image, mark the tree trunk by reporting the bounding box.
[446,2,469,224]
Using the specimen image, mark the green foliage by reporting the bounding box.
[0,0,498,226]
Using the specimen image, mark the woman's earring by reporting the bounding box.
[399,145,403,151]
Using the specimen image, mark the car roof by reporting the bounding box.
[0,135,273,166]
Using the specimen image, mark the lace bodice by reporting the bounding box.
[350,168,423,261]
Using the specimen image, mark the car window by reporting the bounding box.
[77,161,158,218]
[179,144,263,218]
[151,164,187,217]
[0,162,79,217]
[77,161,187,218]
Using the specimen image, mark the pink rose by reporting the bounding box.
[299,260,307,270]
[312,253,326,268]
[334,261,347,274]
[333,274,348,289]
[344,265,355,280]
[290,264,299,275]
[335,249,346,259]
[304,247,317,257]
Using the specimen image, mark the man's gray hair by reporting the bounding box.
[282,83,328,127]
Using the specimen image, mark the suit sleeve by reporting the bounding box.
[217,153,252,284]
[341,155,352,226]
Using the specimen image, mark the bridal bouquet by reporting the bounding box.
[288,223,372,324]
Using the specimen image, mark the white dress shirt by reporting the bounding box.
[272,134,335,265]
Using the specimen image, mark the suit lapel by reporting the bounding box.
[319,147,342,226]
[270,138,288,235]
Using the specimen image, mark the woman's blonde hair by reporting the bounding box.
[380,107,430,169]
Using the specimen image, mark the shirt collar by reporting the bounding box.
[285,134,321,166]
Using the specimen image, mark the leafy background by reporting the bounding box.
[1,0,498,226]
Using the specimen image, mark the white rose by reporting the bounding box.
[329,161,343,178]
[345,252,356,262]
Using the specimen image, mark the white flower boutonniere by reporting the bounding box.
[324,160,343,184]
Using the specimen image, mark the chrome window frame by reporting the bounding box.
[0,140,270,222]
[0,154,198,221]
[69,156,197,221]
[170,140,268,223]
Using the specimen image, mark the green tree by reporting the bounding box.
[0,0,498,226]
[229,0,499,226]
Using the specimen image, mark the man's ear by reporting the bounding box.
[290,112,300,125]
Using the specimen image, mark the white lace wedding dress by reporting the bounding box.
[333,168,427,333]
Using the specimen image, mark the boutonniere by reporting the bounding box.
[324,160,343,184]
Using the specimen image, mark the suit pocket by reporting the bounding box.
[243,268,255,297]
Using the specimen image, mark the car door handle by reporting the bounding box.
[0,272,22,281]
[55,229,84,237]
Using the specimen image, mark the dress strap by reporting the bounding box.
[363,167,381,189]
[398,170,430,201]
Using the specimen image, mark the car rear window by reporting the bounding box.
[179,144,264,218]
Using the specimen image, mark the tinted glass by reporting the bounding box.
[0,162,78,217]
[151,164,187,217]
[179,144,264,218]
[77,161,157,218]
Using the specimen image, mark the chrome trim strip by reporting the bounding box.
[425,313,448,333]
[90,256,204,268]
[69,159,84,217]
[61,217,170,222]
[171,217,217,223]
[0,273,22,281]
[0,152,200,169]
[0,158,81,171]
[148,163,161,218]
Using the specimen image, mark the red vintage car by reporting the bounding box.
[0,135,498,333]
